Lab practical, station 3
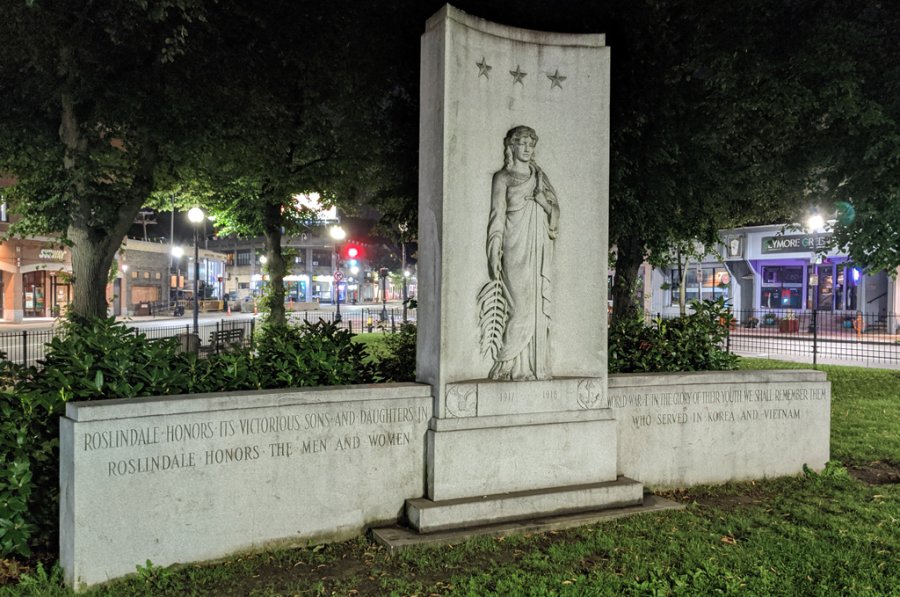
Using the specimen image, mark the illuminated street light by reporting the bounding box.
[807,212,825,233]
[188,207,205,336]
[329,225,347,241]
[330,225,347,322]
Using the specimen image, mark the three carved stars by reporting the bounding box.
[475,59,567,90]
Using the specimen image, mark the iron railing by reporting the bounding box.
[0,309,407,368]
[287,308,405,334]
[655,308,900,366]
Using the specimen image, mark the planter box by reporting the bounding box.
[778,320,799,333]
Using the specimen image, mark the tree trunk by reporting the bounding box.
[67,191,152,320]
[677,248,687,316]
[60,88,158,321]
[261,193,287,327]
[67,227,119,320]
[611,234,646,325]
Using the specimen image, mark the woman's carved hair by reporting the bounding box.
[503,125,538,170]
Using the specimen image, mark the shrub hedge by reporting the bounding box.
[608,298,738,373]
[0,316,388,559]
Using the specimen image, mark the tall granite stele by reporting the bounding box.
[412,5,642,532]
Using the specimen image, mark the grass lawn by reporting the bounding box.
[738,358,900,466]
[3,358,898,596]
[352,333,392,363]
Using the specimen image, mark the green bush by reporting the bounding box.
[33,317,193,402]
[1,318,199,559]
[608,298,737,373]
[0,358,51,558]
[186,348,264,394]
[372,323,417,382]
[0,316,380,560]
[255,320,375,387]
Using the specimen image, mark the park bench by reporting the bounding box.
[205,328,245,354]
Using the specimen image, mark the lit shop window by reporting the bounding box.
[810,263,860,311]
[760,265,803,309]
[669,267,730,305]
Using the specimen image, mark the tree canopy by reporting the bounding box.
[0,0,420,322]
[0,0,219,318]
[2,0,897,325]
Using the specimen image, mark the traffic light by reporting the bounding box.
[341,243,364,261]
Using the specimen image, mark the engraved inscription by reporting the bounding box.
[87,404,430,478]
[608,386,826,429]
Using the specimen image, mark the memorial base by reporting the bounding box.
[373,496,683,553]
[426,410,620,500]
[405,406,643,535]
[408,477,644,533]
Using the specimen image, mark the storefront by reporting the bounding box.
[22,271,47,317]
[645,225,898,331]
[15,245,72,320]
[284,275,310,303]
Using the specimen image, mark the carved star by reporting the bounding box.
[547,69,567,89]
[509,65,527,85]
[476,57,492,78]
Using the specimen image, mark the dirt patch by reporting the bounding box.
[847,462,900,485]
[659,486,771,511]
[687,494,765,509]
[0,550,55,586]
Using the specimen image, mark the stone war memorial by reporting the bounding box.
[59,5,831,589]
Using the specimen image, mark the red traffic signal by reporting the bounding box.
[341,243,364,260]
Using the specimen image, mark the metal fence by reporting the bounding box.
[727,309,899,366]
[0,309,408,368]
[654,308,900,367]
[0,328,58,369]
[287,308,406,334]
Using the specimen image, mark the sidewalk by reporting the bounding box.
[0,301,408,332]
[0,312,256,332]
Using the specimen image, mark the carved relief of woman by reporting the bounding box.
[480,125,559,381]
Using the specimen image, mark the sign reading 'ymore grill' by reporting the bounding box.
[761,234,832,254]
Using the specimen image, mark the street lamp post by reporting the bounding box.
[379,268,389,322]
[398,221,409,323]
[806,211,825,366]
[188,207,205,335]
[171,245,185,314]
[259,254,268,312]
[330,225,346,323]
[403,270,411,323]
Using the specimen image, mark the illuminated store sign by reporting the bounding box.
[761,234,832,254]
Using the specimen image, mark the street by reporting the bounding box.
[0,302,413,367]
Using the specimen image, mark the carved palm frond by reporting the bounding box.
[477,279,508,359]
